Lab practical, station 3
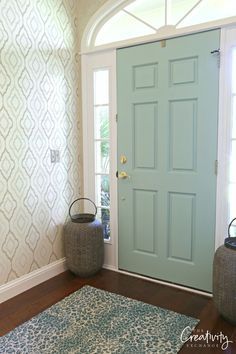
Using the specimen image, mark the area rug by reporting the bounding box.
[0,286,199,353]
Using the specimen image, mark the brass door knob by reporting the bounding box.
[118,171,130,179]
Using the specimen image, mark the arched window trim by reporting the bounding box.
[81,0,236,54]
[81,0,128,52]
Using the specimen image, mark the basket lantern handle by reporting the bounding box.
[69,198,97,220]
[228,218,236,238]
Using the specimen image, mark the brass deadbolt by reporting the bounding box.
[120,155,127,164]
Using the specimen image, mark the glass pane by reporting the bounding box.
[230,140,236,183]
[94,70,109,105]
[232,96,236,139]
[95,10,155,46]
[97,207,110,240]
[95,174,110,207]
[170,0,200,25]
[229,183,236,222]
[232,49,236,94]
[95,141,110,174]
[125,0,165,29]
[94,106,109,140]
[178,0,236,28]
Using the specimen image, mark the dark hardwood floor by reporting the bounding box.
[0,269,235,353]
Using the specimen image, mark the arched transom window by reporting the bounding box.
[83,0,236,51]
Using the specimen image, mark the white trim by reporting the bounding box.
[215,28,231,248]
[81,20,236,55]
[102,265,212,298]
[0,258,67,304]
[103,264,117,272]
[215,26,236,248]
[109,51,118,269]
[81,0,129,51]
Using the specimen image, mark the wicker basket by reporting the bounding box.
[64,219,104,277]
[213,245,236,324]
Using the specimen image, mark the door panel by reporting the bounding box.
[117,30,220,292]
[134,103,157,169]
[168,192,195,262]
[169,99,197,171]
[134,189,157,254]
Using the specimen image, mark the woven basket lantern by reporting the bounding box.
[213,218,236,324]
[64,198,104,277]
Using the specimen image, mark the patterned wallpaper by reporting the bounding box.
[0,0,81,286]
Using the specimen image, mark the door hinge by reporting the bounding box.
[116,113,118,122]
[211,48,220,68]
[215,160,218,175]
[161,39,166,48]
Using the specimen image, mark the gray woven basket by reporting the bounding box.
[213,245,236,324]
[64,219,104,277]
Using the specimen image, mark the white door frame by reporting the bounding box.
[215,26,236,247]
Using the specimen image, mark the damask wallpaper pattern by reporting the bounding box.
[0,0,81,285]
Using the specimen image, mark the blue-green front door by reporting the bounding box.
[117,30,220,292]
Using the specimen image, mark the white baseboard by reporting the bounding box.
[0,258,67,304]
[0,260,211,304]
[103,264,212,298]
[103,264,117,272]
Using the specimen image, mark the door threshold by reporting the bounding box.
[103,265,212,298]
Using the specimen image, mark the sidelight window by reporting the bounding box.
[229,48,236,222]
[93,69,111,240]
[82,51,116,248]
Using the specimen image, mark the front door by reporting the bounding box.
[117,30,220,292]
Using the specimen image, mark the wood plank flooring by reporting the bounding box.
[0,269,235,353]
